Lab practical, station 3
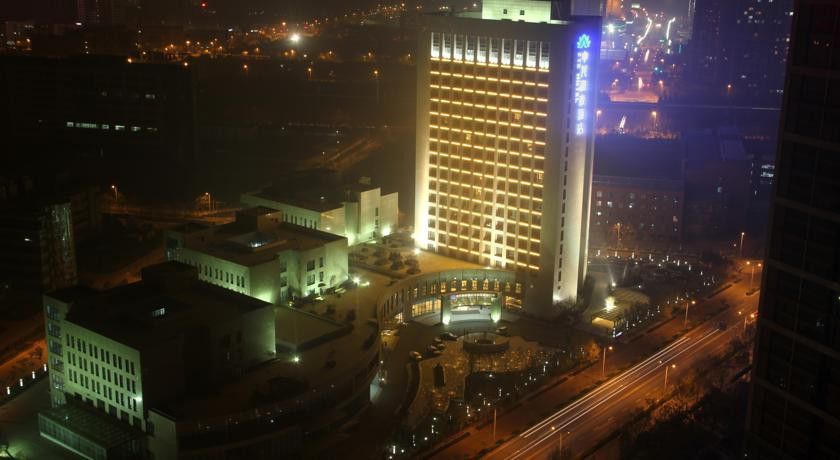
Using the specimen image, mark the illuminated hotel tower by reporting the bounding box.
[415,0,603,313]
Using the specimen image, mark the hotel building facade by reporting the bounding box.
[414,0,602,312]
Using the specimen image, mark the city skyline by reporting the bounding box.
[0,0,809,459]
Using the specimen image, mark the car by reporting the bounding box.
[434,343,445,350]
[409,351,422,361]
[440,332,458,341]
[433,337,444,345]
[426,345,441,355]
[496,326,509,336]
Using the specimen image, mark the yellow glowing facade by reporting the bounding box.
[415,4,601,313]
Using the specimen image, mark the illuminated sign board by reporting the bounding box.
[574,34,591,136]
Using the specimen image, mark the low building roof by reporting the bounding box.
[177,211,345,267]
[65,262,271,349]
[39,400,145,449]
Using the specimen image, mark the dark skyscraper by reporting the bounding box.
[746,0,840,457]
[690,0,794,102]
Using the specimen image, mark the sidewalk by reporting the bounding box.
[0,337,47,404]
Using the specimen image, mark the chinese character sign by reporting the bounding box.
[574,34,592,136]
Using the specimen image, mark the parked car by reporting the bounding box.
[496,326,509,336]
[409,351,423,361]
[433,338,444,345]
[426,345,440,355]
[441,332,458,341]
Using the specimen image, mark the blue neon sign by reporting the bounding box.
[574,33,591,136]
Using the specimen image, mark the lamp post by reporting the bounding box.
[664,363,676,389]
[748,262,762,291]
[739,232,745,258]
[684,300,695,329]
[204,192,212,212]
[111,184,118,201]
[651,110,658,133]
[373,69,380,104]
[602,345,613,377]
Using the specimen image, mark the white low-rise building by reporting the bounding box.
[165,207,349,303]
[241,172,398,246]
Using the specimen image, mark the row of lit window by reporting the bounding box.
[429,150,543,177]
[431,137,545,163]
[431,60,550,84]
[430,70,549,88]
[429,174,542,201]
[431,238,540,270]
[430,75,547,100]
[429,214,541,243]
[66,121,158,133]
[432,199,542,224]
[429,33,550,70]
[431,176,541,203]
[432,190,542,217]
[430,53,550,73]
[430,189,541,219]
[430,163,543,189]
[430,124,546,147]
[430,111,546,132]
[430,83,548,103]
[430,97,547,118]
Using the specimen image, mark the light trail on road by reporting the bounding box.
[501,329,722,460]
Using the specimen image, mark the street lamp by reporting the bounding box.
[204,192,212,212]
[748,262,762,291]
[602,345,613,377]
[664,363,676,389]
[307,67,312,79]
[739,232,746,258]
[683,300,696,329]
[111,184,118,201]
[373,69,380,104]
[290,32,301,43]
[651,110,658,132]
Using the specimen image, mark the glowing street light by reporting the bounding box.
[683,299,696,329]
[602,345,613,376]
[739,231,746,258]
[664,363,676,389]
[110,184,118,201]
[289,32,301,43]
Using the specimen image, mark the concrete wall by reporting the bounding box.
[147,409,178,460]
[380,192,399,236]
[358,188,380,243]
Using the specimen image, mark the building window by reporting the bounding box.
[319,271,324,282]
[307,274,316,285]
[503,8,508,14]
[520,9,525,15]
[279,261,287,272]
[319,257,324,268]
[307,260,315,271]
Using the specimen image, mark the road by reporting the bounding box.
[487,320,750,459]
[429,266,759,459]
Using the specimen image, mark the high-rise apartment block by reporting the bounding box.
[689,0,793,102]
[746,0,840,457]
[415,0,602,313]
